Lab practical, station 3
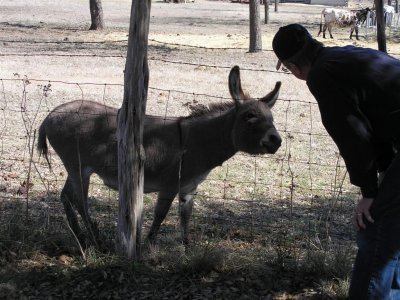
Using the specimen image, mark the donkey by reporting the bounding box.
[37,66,282,246]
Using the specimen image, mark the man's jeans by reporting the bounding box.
[349,152,400,299]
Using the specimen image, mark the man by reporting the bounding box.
[272,23,400,299]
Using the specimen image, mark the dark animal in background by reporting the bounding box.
[357,5,395,28]
[318,7,371,40]
[37,66,282,247]
[355,7,371,26]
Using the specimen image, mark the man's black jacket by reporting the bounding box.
[307,45,400,198]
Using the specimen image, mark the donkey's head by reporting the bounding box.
[228,65,282,155]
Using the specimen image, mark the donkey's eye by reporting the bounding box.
[246,112,256,120]
[246,113,258,125]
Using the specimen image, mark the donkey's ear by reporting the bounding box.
[229,66,246,104]
[259,81,281,108]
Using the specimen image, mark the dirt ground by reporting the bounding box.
[1,0,400,299]
[2,0,399,83]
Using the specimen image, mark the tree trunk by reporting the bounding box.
[116,0,151,259]
[249,0,262,52]
[275,0,278,12]
[264,0,270,24]
[89,0,104,30]
[375,0,387,52]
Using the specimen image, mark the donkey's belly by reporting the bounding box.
[97,164,181,195]
[101,177,173,195]
[143,178,178,194]
[101,176,118,190]
[179,171,210,195]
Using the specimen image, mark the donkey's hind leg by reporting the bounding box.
[69,171,100,248]
[147,191,176,243]
[179,189,196,245]
[61,176,84,241]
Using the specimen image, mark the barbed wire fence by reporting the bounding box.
[0,39,374,260]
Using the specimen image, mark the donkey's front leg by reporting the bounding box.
[179,188,196,245]
[147,191,176,243]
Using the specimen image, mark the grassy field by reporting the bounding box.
[1,0,397,298]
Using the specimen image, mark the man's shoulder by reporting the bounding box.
[310,45,379,74]
[322,45,377,57]
[322,45,387,62]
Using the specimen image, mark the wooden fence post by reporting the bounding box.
[375,0,387,52]
[116,0,151,259]
[264,0,270,24]
[249,0,262,52]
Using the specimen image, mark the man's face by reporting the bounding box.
[278,61,306,81]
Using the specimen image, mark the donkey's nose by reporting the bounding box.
[262,133,282,153]
[269,133,282,146]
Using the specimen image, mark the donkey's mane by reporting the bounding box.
[185,102,235,119]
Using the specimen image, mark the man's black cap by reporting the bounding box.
[272,24,312,61]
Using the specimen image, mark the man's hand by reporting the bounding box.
[352,197,374,231]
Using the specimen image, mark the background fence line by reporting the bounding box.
[2,36,400,57]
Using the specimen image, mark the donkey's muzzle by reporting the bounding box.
[262,133,282,154]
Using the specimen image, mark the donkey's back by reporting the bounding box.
[38,100,182,192]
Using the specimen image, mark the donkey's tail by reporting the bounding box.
[37,120,51,169]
